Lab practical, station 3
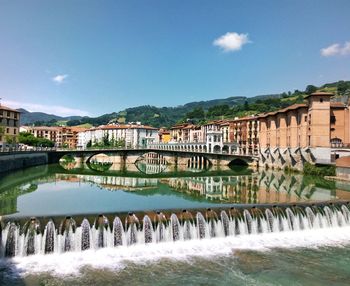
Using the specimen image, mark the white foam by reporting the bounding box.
[2,226,350,277]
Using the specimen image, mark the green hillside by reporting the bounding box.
[21,80,350,128]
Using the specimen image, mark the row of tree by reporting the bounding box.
[18,132,55,147]
[86,134,126,148]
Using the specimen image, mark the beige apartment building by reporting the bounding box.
[20,126,87,148]
[0,105,20,147]
[258,92,350,168]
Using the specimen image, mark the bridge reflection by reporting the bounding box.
[52,170,341,204]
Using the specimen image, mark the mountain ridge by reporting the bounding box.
[18,80,350,128]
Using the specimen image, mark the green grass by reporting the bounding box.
[75,123,93,128]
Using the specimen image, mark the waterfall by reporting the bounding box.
[196,212,206,239]
[94,215,109,248]
[81,219,91,251]
[113,217,124,246]
[243,209,253,234]
[5,223,18,257]
[265,209,275,232]
[286,208,296,231]
[143,215,153,243]
[220,211,230,236]
[305,207,315,228]
[1,203,350,258]
[170,213,180,241]
[125,213,139,245]
[341,205,350,223]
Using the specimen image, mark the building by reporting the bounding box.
[258,92,350,168]
[158,128,171,143]
[0,105,20,147]
[231,116,259,155]
[20,126,88,148]
[77,123,159,149]
[20,126,62,145]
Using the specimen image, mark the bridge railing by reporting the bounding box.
[0,146,58,153]
[0,145,259,157]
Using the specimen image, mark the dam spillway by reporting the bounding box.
[1,203,350,258]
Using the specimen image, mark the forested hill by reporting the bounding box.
[21,80,350,128]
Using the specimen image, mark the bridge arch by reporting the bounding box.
[229,158,249,166]
[213,145,221,153]
[222,145,230,154]
[86,153,113,171]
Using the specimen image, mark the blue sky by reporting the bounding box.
[0,0,349,117]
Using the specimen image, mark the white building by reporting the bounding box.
[77,123,159,149]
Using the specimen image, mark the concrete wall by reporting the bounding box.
[0,152,48,173]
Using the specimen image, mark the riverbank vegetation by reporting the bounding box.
[18,132,55,147]
[303,163,336,177]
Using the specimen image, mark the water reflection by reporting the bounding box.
[1,162,350,217]
[59,153,213,174]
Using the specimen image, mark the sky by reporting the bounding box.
[0,0,349,117]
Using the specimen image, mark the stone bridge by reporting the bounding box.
[48,148,258,167]
[0,148,259,173]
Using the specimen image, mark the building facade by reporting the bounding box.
[20,126,88,148]
[0,105,20,147]
[231,116,259,155]
[77,123,159,149]
[258,92,350,169]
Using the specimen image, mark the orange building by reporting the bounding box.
[258,92,350,169]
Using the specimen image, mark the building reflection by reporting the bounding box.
[163,172,318,204]
[54,170,341,204]
[55,174,158,191]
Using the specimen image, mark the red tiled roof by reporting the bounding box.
[330,102,346,108]
[95,124,158,131]
[258,103,308,118]
[304,92,334,99]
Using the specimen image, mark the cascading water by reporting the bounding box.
[43,220,56,254]
[196,212,206,239]
[170,213,180,241]
[112,217,124,246]
[80,219,91,251]
[143,215,153,243]
[125,213,139,245]
[154,212,166,242]
[1,203,350,258]
[220,210,230,236]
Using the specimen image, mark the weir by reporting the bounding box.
[1,202,349,258]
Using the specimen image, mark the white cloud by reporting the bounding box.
[2,100,90,117]
[213,32,250,52]
[321,41,350,57]
[52,74,68,84]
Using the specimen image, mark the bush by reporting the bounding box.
[303,162,336,176]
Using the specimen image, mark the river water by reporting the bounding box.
[0,163,350,285]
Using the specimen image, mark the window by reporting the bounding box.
[330,115,336,124]
[304,115,307,122]
[320,98,323,103]
[14,129,17,134]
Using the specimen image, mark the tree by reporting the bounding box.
[305,85,317,95]
[186,107,205,120]
[337,81,349,95]
[244,100,249,111]
[18,132,54,147]
[102,133,110,147]
[296,94,304,103]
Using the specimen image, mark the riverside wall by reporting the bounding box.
[0,152,48,173]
